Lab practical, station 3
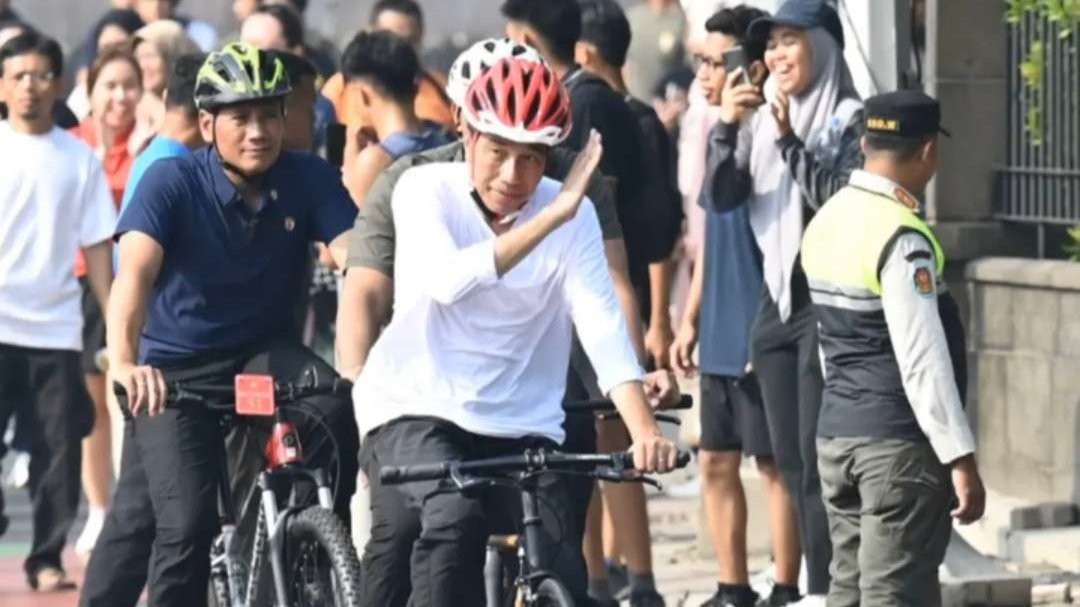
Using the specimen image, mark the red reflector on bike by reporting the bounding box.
[235,374,275,416]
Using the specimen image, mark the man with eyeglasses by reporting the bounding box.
[0,32,116,593]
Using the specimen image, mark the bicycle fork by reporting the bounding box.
[209,453,248,607]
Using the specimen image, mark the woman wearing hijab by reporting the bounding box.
[701,1,864,604]
[131,20,200,136]
[67,9,145,119]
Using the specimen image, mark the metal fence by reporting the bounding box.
[996,10,1080,237]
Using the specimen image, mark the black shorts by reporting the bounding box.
[699,373,772,456]
[80,278,106,375]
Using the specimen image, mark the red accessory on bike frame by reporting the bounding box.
[266,420,304,468]
[235,374,275,416]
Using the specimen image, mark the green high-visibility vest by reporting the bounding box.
[801,185,945,296]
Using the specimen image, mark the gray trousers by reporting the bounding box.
[817,437,954,607]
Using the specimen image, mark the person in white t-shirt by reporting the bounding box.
[0,32,116,593]
[352,58,677,607]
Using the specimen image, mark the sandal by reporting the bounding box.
[28,566,77,592]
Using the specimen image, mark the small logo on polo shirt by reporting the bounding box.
[284,217,296,232]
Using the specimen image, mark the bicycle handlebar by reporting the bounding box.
[112,373,353,414]
[564,394,693,414]
[379,449,692,486]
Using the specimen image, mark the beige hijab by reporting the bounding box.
[748,28,860,322]
[133,20,201,84]
[133,21,200,138]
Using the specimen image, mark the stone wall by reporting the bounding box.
[967,258,1080,505]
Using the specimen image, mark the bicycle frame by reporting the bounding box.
[210,409,336,607]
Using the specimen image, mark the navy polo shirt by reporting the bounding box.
[116,147,356,365]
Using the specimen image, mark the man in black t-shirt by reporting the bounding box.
[503,0,659,318]
[503,2,675,605]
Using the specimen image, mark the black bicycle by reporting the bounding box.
[115,370,362,607]
[379,396,693,607]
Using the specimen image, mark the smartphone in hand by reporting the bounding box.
[722,47,750,85]
[326,123,346,168]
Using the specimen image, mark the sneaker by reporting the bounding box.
[749,564,775,599]
[28,566,77,592]
[3,451,30,489]
[665,475,701,498]
[701,585,758,607]
[755,585,801,607]
[630,588,666,607]
[785,595,825,607]
[607,560,629,600]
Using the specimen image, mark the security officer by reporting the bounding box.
[800,90,987,607]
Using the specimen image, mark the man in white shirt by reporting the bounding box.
[353,58,677,607]
[0,32,115,592]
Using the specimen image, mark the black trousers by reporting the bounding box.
[360,417,587,607]
[750,279,832,595]
[358,365,597,607]
[0,343,92,577]
[80,339,359,607]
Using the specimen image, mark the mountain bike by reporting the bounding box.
[378,418,692,607]
[115,370,362,607]
[479,394,693,607]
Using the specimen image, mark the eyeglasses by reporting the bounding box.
[6,71,56,86]
[692,54,726,72]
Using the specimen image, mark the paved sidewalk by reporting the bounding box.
[645,462,774,606]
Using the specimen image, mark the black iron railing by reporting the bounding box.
[996,10,1080,245]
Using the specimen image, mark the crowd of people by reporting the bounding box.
[0,0,987,606]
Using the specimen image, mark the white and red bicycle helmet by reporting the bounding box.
[445,37,546,107]
[462,58,572,147]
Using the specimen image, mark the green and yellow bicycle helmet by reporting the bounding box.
[194,42,292,112]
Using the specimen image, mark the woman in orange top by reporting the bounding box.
[68,45,143,558]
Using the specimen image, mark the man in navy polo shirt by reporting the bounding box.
[80,43,359,607]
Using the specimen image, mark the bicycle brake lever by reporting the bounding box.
[594,469,662,490]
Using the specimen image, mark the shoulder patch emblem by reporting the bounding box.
[913,267,934,296]
[893,187,920,211]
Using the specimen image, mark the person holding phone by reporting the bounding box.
[701,1,867,604]
[671,6,802,607]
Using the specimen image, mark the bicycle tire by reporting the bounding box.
[529,576,575,607]
[285,506,363,607]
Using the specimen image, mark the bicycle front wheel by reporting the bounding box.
[529,577,576,607]
[285,506,363,607]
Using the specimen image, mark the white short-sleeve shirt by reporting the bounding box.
[0,122,117,351]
